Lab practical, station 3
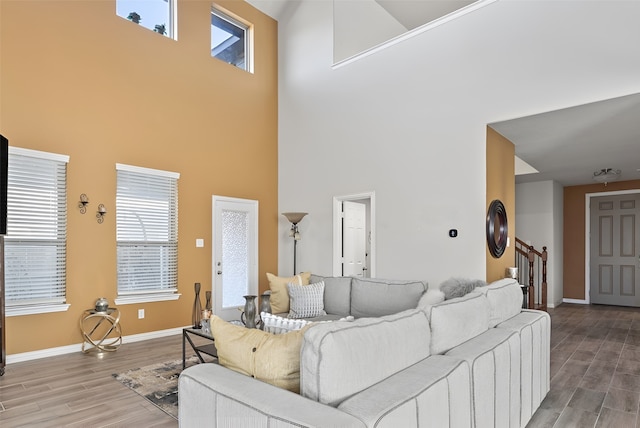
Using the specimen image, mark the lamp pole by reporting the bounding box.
[282,212,308,275]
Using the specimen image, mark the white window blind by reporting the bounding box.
[5,147,69,307]
[116,164,179,297]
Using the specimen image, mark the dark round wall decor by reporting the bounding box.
[486,199,508,258]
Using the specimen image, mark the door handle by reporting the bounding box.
[217,271,222,275]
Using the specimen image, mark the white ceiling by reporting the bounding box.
[248,0,640,187]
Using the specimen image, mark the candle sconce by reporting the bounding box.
[97,204,107,224]
[78,194,89,214]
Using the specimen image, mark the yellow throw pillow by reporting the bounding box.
[211,316,309,393]
[266,272,311,313]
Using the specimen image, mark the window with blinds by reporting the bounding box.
[116,164,179,302]
[4,147,69,310]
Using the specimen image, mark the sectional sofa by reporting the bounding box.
[178,276,550,427]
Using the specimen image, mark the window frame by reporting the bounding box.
[114,163,181,305]
[4,147,70,317]
[116,0,178,40]
[210,5,253,73]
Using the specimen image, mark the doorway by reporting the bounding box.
[587,190,640,306]
[212,195,258,320]
[333,192,375,277]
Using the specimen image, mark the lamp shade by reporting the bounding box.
[282,212,307,224]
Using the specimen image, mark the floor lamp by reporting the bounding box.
[282,212,307,275]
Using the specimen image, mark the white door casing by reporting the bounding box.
[333,192,375,277]
[342,201,367,277]
[212,196,258,321]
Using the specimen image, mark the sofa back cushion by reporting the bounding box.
[475,278,523,327]
[300,309,431,407]
[424,292,490,355]
[350,277,428,318]
[310,275,352,317]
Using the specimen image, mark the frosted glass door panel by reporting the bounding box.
[221,210,249,308]
[213,196,258,321]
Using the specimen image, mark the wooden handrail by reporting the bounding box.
[515,237,548,311]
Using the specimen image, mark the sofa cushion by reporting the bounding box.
[350,277,428,318]
[211,316,309,393]
[266,272,311,314]
[475,278,522,327]
[288,281,327,318]
[300,308,431,407]
[310,275,352,316]
[424,291,490,355]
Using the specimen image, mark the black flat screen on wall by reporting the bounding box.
[0,134,7,235]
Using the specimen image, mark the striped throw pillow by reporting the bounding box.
[287,281,326,318]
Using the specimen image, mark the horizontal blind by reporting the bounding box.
[5,150,68,306]
[116,166,178,294]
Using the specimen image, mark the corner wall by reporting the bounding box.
[486,127,515,282]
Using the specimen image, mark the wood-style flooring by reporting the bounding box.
[1,303,639,427]
[528,303,640,427]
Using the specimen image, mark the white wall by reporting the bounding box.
[276,0,640,287]
[515,181,564,308]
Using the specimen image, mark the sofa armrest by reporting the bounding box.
[178,364,366,428]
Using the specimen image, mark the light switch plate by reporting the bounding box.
[196,238,204,248]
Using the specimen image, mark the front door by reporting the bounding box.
[212,196,258,320]
[590,194,640,306]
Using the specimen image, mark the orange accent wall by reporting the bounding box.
[486,127,515,282]
[0,0,278,354]
[563,180,640,300]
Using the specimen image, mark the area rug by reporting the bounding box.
[113,357,200,420]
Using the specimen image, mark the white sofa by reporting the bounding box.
[178,278,550,428]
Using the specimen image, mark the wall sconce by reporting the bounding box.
[282,212,308,274]
[96,204,107,223]
[78,194,89,214]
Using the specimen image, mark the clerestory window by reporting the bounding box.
[116,0,177,39]
[211,5,253,72]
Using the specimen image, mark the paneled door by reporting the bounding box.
[342,201,367,277]
[590,194,640,306]
[212,196,258,321]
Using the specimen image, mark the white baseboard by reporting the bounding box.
[562,298,589,305]
[7,326,189,364]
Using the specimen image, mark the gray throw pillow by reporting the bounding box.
[439,277,487,300]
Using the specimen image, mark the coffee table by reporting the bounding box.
[182,327,218,369]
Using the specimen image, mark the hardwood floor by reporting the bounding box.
[0,334,187,427]
[1,304,639,427]
[528,303,640,428]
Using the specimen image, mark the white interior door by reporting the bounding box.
[212,196,258,321]
[333,193,374,278]
[343,201,367,277]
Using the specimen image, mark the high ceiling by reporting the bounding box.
[248,0,640,187]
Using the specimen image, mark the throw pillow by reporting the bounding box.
[417,288,445,309]
[211,316,310,393]
[261,312,312,334]
[439,277,487,300]
[266,272,311,314]
[288,281,327,319]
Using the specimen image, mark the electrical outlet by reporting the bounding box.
[138,309,145,319]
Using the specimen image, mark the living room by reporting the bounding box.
[2,0,640,363]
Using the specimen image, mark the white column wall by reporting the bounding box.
[515,181,564,308]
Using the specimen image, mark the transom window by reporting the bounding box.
[211,5,252,72]
[116,0,177,39]
[5,147,70,316]
[115,163,180,304]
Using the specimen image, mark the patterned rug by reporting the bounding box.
[112,357,200,420]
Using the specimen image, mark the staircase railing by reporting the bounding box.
[515,237,547,311]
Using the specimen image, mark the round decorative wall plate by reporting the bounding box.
[486,199,508,258]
